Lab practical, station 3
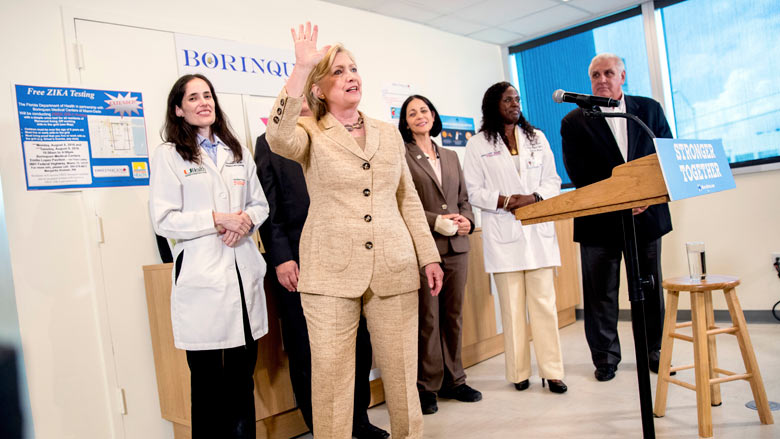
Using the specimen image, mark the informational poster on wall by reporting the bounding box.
[381,82,413,124]
[14,84,149,191]
[440,115,475,147]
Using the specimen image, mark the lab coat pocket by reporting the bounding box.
[316,228,352,273]
[175,237,224,288]
[382,231,416,273]
[537,221,555,238]
[486,212,523,244]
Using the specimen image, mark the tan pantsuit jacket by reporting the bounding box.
[266,89,439,438]
[265,89,440,296]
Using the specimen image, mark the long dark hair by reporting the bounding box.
[479,81,536,145]
[162,74,243,163]
[398,94,443,143]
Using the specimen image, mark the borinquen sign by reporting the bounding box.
[175,33,295,97]
[654,138,736,201]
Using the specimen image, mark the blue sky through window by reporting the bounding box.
[662,0,780,165]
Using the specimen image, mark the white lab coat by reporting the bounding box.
[149,142,270,350]
[463,129,562,273]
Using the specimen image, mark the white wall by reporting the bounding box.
[0,1,504,438]
[604,166,780,311]
[590,169,780,313]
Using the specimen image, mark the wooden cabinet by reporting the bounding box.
[142,219,580,438]
[460,219,580,367]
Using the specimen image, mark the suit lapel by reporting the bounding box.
[407,142,445,198]
[216,144,229,171]
[438,145,454,199]
[363,114,380,161]
[320,112,367,160]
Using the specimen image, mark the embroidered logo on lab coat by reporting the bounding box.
[183,166,206,176]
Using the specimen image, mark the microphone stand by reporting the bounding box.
[582,105,658,439]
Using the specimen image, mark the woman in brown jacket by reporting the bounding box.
[265,23,443,439]
[400,95,482,415]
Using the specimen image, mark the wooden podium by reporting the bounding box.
[513,153,668,226]
[514,152,670,439]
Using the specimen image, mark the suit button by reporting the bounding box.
[362,162,370,170]
[364,214,372,222]
[363,188,371,196]
[277,108,282,115]
[280,98,285,107]
[273,116,280,123]
[441,204,448,210]
[365,241,373,249]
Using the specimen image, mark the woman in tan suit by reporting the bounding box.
[265,23,443,439]
[399,95,482,416]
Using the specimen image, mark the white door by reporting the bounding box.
[74,18,177,439]
[74,17,265,438]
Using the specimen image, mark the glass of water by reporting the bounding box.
[686,242,706,280]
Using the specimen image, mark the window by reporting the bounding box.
[660,0,780,169]
[510,9,652,187]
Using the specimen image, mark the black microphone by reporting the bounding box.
[553,89,619,108]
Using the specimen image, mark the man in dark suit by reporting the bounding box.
[255,102,388,439]
[560,53,673,382]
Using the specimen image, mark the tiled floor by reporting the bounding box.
[349,320,779,439]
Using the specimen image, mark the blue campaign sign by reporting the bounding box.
[440,115,475,147]
[14,84,149,190]
[654,139,736,201]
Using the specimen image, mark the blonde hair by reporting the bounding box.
[304,44,356,120]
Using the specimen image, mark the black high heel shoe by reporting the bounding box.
[514,379,529,391]
[542,378,567,394]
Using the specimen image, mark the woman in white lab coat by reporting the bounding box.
[149,73,269,439]
[463,81,567,394]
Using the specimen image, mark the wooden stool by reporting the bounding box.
[654,275,774,437]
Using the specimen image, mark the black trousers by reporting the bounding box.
[270,273,374,431]
[185,267,257,439]
[581,238,665,368]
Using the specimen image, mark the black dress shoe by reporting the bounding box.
[595,365,617,382]
[514,379,530,391]
[649,358,676,376]
[437,384,483,402]
[352,420,390,439]
[542,378,568,394]
[419,391,438,415]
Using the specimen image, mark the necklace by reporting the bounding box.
[344,116,364,132]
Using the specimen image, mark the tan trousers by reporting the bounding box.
[301,290,422,439]
[493,268,564,383]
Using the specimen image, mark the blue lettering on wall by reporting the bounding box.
[180,48,292,78]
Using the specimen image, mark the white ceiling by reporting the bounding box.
[320,0,645,46]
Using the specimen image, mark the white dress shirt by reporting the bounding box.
[601,96,628,162]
